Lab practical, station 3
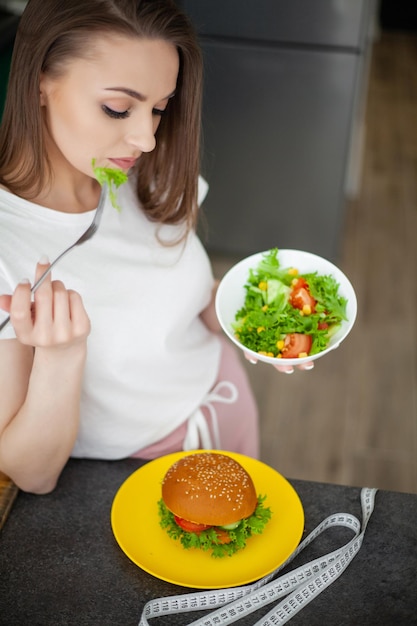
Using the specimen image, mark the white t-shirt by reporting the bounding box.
[0,178,221,458]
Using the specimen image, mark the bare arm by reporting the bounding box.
[0,261,90,494]
[200,279,221,333]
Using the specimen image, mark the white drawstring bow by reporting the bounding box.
[183,381,238,451]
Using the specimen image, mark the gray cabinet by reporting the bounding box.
[0,7,19,117]
[180,0,375,261]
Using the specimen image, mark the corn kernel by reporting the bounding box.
[288,267,299,276]
[258,281,268,291]
[276,340,285,350]
[267,352,274,357]
[298,352,308,358]
[257,326,265,333]
[261,304,268,312]
[302,304,312,315]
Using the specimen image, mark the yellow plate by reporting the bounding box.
[111,451,304,589]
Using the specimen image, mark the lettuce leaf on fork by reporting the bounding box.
[92,158,128,211]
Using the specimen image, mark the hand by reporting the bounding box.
[0,257,90,347]
[244,352,314,374]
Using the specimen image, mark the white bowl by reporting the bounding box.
[215,249,357,366]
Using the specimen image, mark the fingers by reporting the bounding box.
[68,290,91,337]
[244,351,315,374]
[34,254,51,286]
[9,258,90,347]
[298,361,314,371]
[0,294,12,313]
[42,280,72,343]
[273,360,315,373]
[9,278,33,333]
[273,363,295,374]
[32,257,54,331]
[273,360,314,373]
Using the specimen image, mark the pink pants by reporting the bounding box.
[132,336,259,459]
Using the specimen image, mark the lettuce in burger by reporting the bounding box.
[158,452,272,558]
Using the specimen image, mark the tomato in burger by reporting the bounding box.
[158,452,272,557]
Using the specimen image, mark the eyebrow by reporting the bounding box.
[104,87,176,101]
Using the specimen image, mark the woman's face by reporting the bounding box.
[40,35,179,179]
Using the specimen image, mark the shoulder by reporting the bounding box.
[198,175,209,206]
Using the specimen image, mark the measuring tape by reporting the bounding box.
[138,487,377,625]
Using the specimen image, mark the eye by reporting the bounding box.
[102,105,130,119]
[152,107,167,117]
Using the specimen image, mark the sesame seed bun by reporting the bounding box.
[161,452,257,526]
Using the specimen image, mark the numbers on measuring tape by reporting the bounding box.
[138,488,378,626]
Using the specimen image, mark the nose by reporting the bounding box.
[125,112,157,154]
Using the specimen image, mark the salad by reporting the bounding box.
[233,248,348,359]
[92,159,128,211]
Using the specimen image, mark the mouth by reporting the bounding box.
[108,157,138,171]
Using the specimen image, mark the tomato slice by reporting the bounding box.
[289,278,316,312]
[281,333,312,358]
[173,516,234,543]
[214,528,232,544]
[174,516,212,533]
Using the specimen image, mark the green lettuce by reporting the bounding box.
[233,248,347,357]
[92,159,128,211]
[158,495,272,558]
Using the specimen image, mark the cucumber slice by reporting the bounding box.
[218,520,241,530]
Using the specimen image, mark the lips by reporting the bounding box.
[108,157,138,170]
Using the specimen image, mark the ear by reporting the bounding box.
[39,72,48,106]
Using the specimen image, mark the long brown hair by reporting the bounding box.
[0,0,202,232]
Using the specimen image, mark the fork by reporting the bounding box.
[0,183,107,333]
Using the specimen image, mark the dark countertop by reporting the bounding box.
[0,458,416,625]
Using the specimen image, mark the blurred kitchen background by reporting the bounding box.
[1,0,416,493]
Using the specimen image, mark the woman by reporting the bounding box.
[0,0,259,494]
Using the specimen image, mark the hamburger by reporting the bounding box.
[158,452,271,557]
